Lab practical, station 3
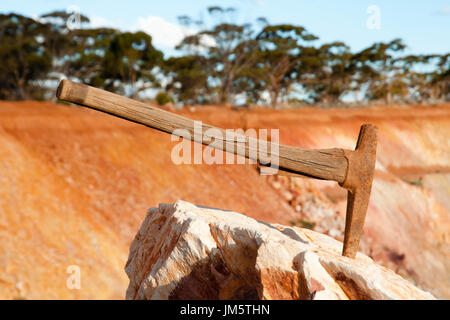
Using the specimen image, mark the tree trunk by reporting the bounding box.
[219,75,232,105]
[271,88,280,109]
[385,82,392,105]
[17,78,27,100]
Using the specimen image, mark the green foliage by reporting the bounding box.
[409,180,423,187]
[0,8,448,106]
[253,24,318,107]
[0,11,162,100]
[163,55,210,104]
[300,219,316,230]
[176,7,259,105]
[155,92,173,105]
[0,13,52,100]
[102,31,163,97]
[289,218,316,230]
[65,28,118,87]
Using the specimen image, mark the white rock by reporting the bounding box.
[125,200,435,300]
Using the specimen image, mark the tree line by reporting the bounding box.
[0,7,448,107]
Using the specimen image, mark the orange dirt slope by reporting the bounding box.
[0,101,449,299]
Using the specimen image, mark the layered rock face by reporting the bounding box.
[125,201,434,300]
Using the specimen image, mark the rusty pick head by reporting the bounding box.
[339,124,378,258]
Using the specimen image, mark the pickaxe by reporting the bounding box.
[56,80,377,258]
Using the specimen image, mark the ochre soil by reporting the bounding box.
[0,101,448,299]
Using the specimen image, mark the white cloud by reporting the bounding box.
[440,5,450,14]
[89,16,112,28]
[252,0,266,7]
[86,15,215,54]
[133,16,193,50]
[435,5,450,15]
[89,15,125,29]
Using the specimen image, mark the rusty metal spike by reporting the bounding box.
[339,124,378,258]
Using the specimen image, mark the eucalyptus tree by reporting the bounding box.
[176,6,259,104]
[0,13,52,99]
[255,24,318,108]
[431,53,449,101]
[101,31,163,98]
[352,38,407,104]
[300,42,356,105]
[162,55,211,104]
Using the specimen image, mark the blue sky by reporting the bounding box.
[2,0,450,57]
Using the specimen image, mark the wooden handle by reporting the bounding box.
[56,80,348,182]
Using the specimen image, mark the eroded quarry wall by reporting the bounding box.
[0,101,448,299]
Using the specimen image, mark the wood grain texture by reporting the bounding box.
[56,80,348,182]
